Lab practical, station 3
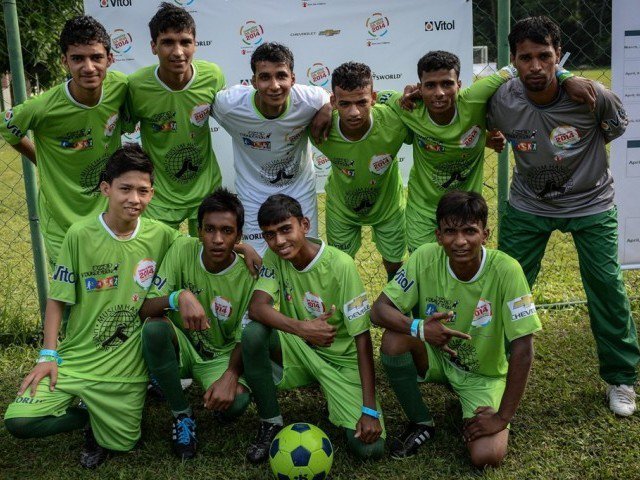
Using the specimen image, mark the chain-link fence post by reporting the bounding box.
[496,0,511,235]
[3,0,48,319]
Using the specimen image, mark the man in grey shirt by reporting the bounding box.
[488,16,639,417]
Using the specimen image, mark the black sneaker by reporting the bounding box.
[246,421,283,464]
[172,414,197,460]
[147,375,166,402]
[80,427,108,468]
[389,422,435,459]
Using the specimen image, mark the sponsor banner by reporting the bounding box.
[85,0,472,193]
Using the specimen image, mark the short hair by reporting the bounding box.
[250,42,294,73]
[101,143,154,185]
[148,2,196,43]
[331,61,373,92]
[417,50,460,80]
[436,190,488,229]
[59,16,110,55]
[197,188,245,231]
[257,194,303,228]
[509,16,561,56]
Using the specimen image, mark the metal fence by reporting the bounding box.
[1,0,637,341]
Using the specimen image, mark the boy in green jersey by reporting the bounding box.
[139,188,255,460]
[0,16,127,265]
[3,144,179,468]
[371,191,541,468]
[127,3,225,236]
[242,194,385,463]
[311,62,410,280]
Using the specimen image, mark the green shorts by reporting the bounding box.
[4,371,146,451]
[405,204,437,253]
[275,331,386,437]
[420,343,506,419]
[173,324,249,390]
[144,203,198,236]
[326,209,406,263]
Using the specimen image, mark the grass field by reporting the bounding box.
[1,69,640,479]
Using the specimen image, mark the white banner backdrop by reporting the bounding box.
[84,0,473,193]
[612,0,640,269]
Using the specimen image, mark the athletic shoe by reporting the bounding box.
[389,422,436,459]
[147,375,166,402]
[172,414,197,460]
[606,384,637,417]
[80,427,108,468]
[246,421,283,464]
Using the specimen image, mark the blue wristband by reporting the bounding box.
[168,290,183,311]
[38,349,62,365]
[361,406,380,419]
[410,319,420,338]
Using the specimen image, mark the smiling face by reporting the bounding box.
[436,218,488,273]
[199,211,241,269]
[252,61,295,116]
[101,170,154,223]
[151,28,196,78]
[61,42,113,93]
[512,38,560,93]
[331,85,375,137]
[261,216,310,262]
[418,68,461,125]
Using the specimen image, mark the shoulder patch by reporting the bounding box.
[508,294,537,321]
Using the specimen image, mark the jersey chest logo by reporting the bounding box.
[211,296,233,322]
[303,291,325,317]
[550,125,581,149]
[471,299,492,327]
[369,154,392,175]
[459,125,482,149]
[134,259,156,289]
[190,104,211,127]
[104,112,119,137]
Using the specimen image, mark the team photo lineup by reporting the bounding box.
[0,1,636,476]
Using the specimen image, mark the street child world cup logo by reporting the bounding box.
[366,13,390,38]
[307,63,331,87]
[240,20,264,46]
[110,29,133,55]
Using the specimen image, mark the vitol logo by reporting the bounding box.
[133,259,156,289]
[312,151,330,172]
[212,296,232,321]
[110,29,133,54]
[306,63,330,87]
[104,112,119,137]
[4,109,13,122]
[240,20,264,46]
[100,0,132,7]
[304,292,325,317]
[425,20,456,32]
[366,12,390,37]
[550,126,581,149]
[190,104,210,127]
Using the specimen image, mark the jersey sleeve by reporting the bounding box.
[147,241,182,299]
[234,274,256,343]
[382,251,420,315]
[339,258,371,336]
[595,86,628,142]
[376,90,402,111]
[302,84,330,110]
[460,65,517,104]
[121,87,138,134]
[0,97,40,145]
[499,259,542,341]
[253,250,280,302]
[48,228,79,305]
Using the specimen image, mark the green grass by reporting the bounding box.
[2,68,640,478]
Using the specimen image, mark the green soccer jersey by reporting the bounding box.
[126,60,225,218]
[310,104,409,224]
[49,215,179,383]
[383,243,541,378]
[255,240,371,368]
[0,71,128,260]
[377,69,514,223]
[147,236,256,359]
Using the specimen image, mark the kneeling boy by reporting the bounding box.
[139,188,255,460]
[242,194,385,463]
[371,191,541,468]
[4,144,179,468]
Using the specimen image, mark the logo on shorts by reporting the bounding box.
[344,293,370,321]
[212,296,232,321]
[550,126,581,149]
[303,291,325,317]
[508,294,536,321]
[190,104,210,127]
[460,125,481,149]
[369,154,392,175]
[133,259,156,289]
[471,299,492,327]
[104,112,119,137]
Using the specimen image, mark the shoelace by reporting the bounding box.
[612,386,636,405]
[176,417,195,445]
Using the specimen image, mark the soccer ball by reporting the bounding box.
[269,423,334,480]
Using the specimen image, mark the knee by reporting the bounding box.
[223,392,251,419]
[380,329,411,356]
[141,319,172,349]
[241,320,270,350]
[5,417,36,439]
[347,435,385,461]
[468,443,507,469]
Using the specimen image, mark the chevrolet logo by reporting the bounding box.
[319,29,341,36]
[513,294,533,309]
[349,295,368,309]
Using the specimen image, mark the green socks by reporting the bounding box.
[5,407,88,439]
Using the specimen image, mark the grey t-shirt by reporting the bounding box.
[488,79,627,217]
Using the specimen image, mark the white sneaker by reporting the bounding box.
[606,384,637,417]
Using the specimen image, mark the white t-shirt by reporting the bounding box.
[211,84,329,255]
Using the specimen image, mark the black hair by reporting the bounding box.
[416,50,460,80]
[257,194,303,228]
[509,16,561,56]
[436,190,488,229]
[197,188,245,231]
[101,143,154,186]
[148,2,196,43]
[59,16,110,55]
[331,61,373,92]
[250,42,294,73]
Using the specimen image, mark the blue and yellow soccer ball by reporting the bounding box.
[269,423,334,480]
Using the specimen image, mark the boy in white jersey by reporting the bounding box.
[139,188,255,460]
[211,43,331,256]
[0,16,127,265]
[4,144,179,468]
[372,191,541,467]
